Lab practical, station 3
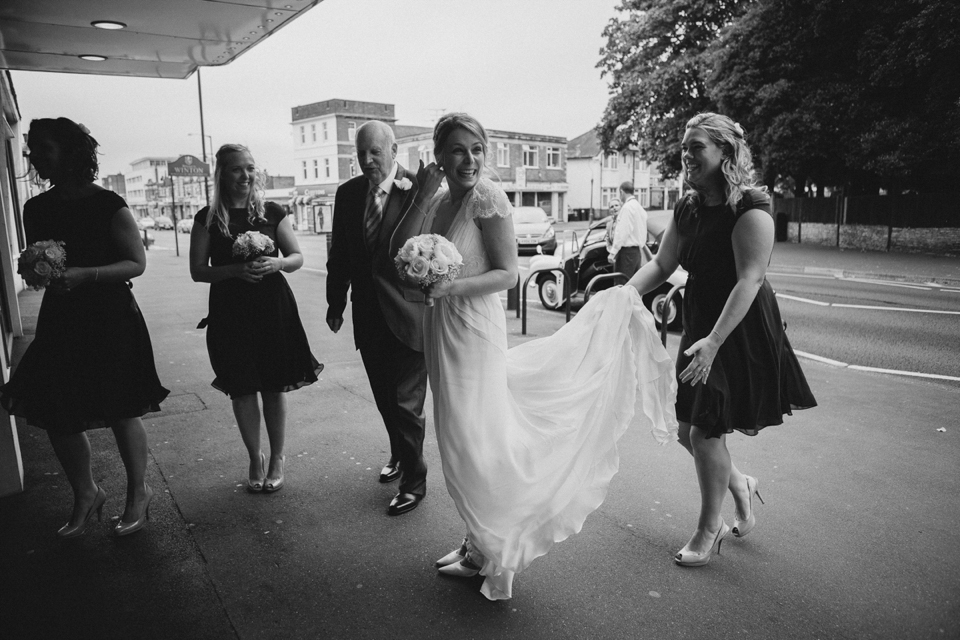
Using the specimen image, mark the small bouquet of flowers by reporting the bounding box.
[395,234,463,306]
[232,231,275,260]
[17,239,67,290]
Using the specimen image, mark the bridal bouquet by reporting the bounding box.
[232,231,275,260]
[17,239,67,290]
[395,234,463,306]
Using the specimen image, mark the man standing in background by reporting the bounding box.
[608,181,647,278]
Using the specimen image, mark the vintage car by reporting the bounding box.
[513,206,557,255]
[528,216,686,330]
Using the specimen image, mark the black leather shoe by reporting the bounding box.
[387,492,423,516]
[379,460,401,483]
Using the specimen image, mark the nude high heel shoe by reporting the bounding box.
[674,520,730,567]
[435,538,469,567]
[57,486,107,539]
[732,476,765,538]
[247,451,266,493]
[437,558,481,578]
[264,455,285,493]
[114,484,154,537]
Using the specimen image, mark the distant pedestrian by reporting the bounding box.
[608,181,647,277]
[190,144,322,494]
[603,197,622,253]
[628,113,816,566]
[0,118,169,538]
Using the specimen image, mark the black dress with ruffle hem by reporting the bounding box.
[673,189,816,438]
[195,203,322,398]
[0,189,169,434]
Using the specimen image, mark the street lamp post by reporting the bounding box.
[188,132,214,206]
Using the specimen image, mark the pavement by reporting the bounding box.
[1,234,959,640]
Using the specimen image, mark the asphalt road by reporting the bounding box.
[767,272,960,386]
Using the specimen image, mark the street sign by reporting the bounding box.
[167,155,210,177]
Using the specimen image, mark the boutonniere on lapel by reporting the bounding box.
[393,177,413,191]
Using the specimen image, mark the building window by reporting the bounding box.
[522,145,538,168]
[324,158,330,178]
[602,187,618,209]
[322,122,328,141]
[639,187,650,208]
[300,126,305,144]
[603,152,618,169]
[311,124,316,142]
[497,143,509,167]
[302,161,307,179]
[418,145,432,165]
[313,159,318,178]
[347,122,357,142]
[349,159,356,177]
[546,147,561,168]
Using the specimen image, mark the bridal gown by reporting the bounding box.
[423,178,678,600]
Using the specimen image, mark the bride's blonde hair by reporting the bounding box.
[207,144,266,237]
[433,113,490,174]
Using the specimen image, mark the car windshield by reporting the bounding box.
[514,208,548,224]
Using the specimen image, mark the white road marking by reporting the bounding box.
[777,293,830,306]
[832,303,960,315]
[776,294,960,315]
[847,365,960,382]
[301,267,326,274]
[839,277,931,290]
[794,350,960,382]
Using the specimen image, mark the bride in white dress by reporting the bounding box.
[416,113,677,601]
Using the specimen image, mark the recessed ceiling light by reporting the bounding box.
[91,21,126,30]
[79,54,107,61]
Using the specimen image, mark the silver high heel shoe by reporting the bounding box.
[437,557,481,578]
[435,538,469,567]
[114,483,154,537]
[247,451,266,493]
[674,520,730,567]
[264,455,285,493]
[57,486,106,539]
[732,476,765,538]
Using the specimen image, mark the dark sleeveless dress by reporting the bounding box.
[0,189,169,434]
[195,203,322,398]
[674,189,816,438]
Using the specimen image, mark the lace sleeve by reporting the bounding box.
[464,178,513,220]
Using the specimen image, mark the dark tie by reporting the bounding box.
[365,186,384,251]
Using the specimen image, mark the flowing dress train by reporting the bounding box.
[424,179,677,600]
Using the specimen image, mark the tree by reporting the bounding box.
[596,0,748,177]
[708,0,960,195]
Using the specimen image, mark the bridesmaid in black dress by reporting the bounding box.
[190,144,321,494]
[0,118,169,538]
[629,113,816,566]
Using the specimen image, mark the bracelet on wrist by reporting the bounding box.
[710,329,724,343]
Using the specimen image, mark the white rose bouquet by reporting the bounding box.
[395,234,463,306]
[17,239,67,290]
[232,230,275,260]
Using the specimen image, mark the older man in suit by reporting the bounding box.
[326,121,428,516]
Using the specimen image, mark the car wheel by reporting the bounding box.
[648,289,681,330]
[538,277,565,311]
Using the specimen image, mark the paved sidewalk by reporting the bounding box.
[1,239,959,640]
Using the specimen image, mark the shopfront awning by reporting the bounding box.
[0,0,323,79]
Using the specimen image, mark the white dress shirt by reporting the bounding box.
[610,196,647,257]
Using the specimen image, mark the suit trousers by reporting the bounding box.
[615,246,642,279]
[359,329,428,496]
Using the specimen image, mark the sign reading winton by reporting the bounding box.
[167,155,210,177]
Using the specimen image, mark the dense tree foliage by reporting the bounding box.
[596,0,747,177]
[598,0,960,195]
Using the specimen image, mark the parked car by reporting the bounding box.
[513,206,557,255]
[528,217,686,330]
[177,216,194,233]
[136,216,155,230]
[153,215,174,230]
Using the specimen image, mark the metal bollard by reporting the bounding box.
[506,276,519,311]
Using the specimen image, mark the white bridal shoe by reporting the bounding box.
[435,538,468,567]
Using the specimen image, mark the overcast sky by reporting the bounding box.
[10,0,621,179]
